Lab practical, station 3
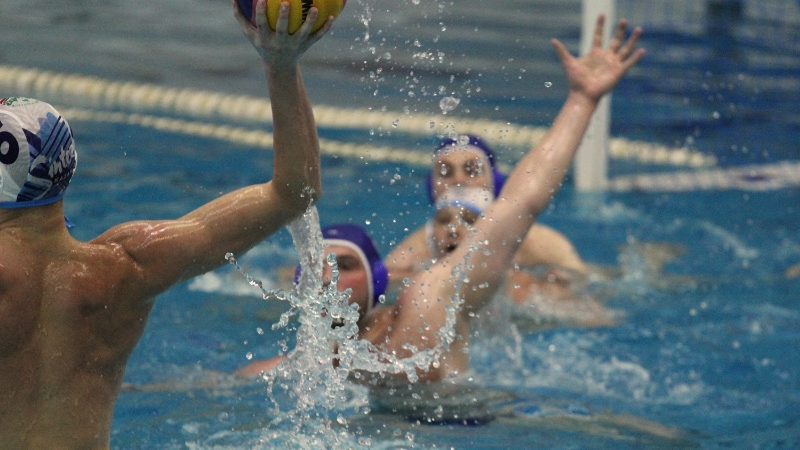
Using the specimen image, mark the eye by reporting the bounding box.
[434,209,454,225]
[460,209,480,225]
[463,159,484,177]
[334,255,361,271]
[436,162,453,178]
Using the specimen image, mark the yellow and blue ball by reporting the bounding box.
[238,0,346,34]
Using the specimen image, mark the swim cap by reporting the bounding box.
[426,134,506,203]
[434,187,492,215]
[0,97,77,209]
[320,224,388,311]
[323,224,388,310]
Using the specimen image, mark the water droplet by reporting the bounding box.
[544,81,552,88]
[246,352,253,360]
[439,96,460,114]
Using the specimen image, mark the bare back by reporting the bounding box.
[0,225,154,449]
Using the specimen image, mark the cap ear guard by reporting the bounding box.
[370,257,388,303]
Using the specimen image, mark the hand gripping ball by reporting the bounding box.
[239,0,346,34]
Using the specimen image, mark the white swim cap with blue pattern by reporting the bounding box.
[0,97,77,209]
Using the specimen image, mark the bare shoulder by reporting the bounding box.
[90,219,159,249]
[385,225,429,267]
[516,223,587,274]
[84,220,186,299]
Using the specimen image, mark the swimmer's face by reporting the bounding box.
[323,245,370,320]
[431,205,480,256]
[432,148,492,199]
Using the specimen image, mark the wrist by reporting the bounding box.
[266,63,300,82]
[564,90,600,111]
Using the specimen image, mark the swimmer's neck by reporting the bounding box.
[0,201,67,236]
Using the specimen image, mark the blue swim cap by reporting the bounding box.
[322,224,388,309]
[0,97,77,209]
[426,134,506,204]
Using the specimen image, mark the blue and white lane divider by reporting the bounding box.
[609,161,800,192]
[4,65,798,192]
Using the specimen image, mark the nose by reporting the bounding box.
[448,222,460,238]
[451,170,469,186]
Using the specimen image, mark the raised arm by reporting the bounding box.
[451,15,645,312]
[95,0,331,298]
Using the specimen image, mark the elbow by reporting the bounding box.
[281,183,322,219]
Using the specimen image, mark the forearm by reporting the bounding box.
[503,91,598,215]
[267,64,321,209]
[455,92,600,312]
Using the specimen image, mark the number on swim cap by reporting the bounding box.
[0,130,20,165]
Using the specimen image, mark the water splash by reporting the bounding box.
[439,96,460,114]
[227,206,468,446]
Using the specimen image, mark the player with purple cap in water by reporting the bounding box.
[240,15,646,382]
[386,130,590,297]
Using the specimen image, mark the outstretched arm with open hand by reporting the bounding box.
[454,15,645,314]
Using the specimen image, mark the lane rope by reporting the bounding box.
[12,65,799,192]
[0,64,716,169]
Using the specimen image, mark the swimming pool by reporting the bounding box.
[67,125,800,449]
[3,0,799,448]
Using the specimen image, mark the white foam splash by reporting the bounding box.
[225,206,466,447]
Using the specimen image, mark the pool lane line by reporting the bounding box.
[57,107,436,166]
[609,161,800,192]
[0,65,715,169]
[61,106,800,192]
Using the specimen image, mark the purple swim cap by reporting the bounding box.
[322,224,388,308]
[0,97,77,209]
[293,224,388,309]
[426,134,506,203]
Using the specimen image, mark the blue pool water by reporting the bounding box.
[3,0,800,448]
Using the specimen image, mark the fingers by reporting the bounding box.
[550,38,573,65]
[608,18,628,52]
[597,16,645,66]
[296,6,319,37]
[272,1,290,35]
[622,47,646,70]
[618,26,643,60]
[592,14,606,49]
[316,15,334,36]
